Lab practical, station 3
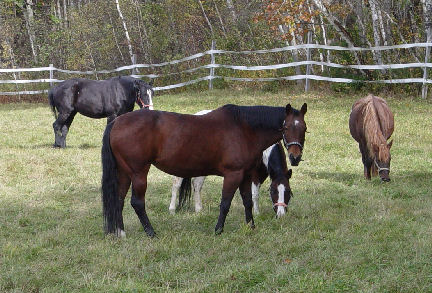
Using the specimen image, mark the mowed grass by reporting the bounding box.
[0,89,431,292]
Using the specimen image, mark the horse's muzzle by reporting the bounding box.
[289,153,302,166]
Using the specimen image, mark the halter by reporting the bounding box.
[136,90,153,109]
[374,159,390,173]
[281,120,303,151]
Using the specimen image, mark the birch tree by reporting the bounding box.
[23,0,37,62]
[115,0,135,65]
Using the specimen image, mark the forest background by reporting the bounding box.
[1,0,432,96]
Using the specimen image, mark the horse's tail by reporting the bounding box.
[101,121,121,234]
[178,177,192,211]
[48,88,57,119]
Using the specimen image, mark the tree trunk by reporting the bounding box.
[198,0,214,38]
[310,0,366,75]
[279,24,302,86]
[23,0,37,62]
[115,0,134,65]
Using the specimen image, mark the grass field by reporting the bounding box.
[0,89,431,292]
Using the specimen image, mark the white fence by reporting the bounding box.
[1,42,431,97]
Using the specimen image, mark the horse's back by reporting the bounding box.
[110,108,251,177]
[349,94,394,142]
[371,96,394,139]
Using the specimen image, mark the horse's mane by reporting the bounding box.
[357,94,391,161]
[222,104,287,130]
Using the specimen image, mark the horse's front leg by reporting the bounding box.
[52,113,70,148]
[130,166,156,237]
[107,114,117,124]
[169,176,182,214]
[239,175,255,229]
[360,143,372,180]
[192,176,205,213]
[215,171,244,235]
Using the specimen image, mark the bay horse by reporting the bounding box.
[170,140,294,218]
[49,76,154,148]
[349,94,394,181]
[102,103,307,237]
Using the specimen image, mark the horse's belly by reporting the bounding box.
[153,161,221,178]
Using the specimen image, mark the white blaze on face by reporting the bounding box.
[276,184,286,218]
[294,119,300,126]
[146,89,154,110]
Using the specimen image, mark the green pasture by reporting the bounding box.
[0,90,431,292]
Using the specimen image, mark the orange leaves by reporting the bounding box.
[255,0,320,41]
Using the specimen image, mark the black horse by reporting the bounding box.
[48,76,154,148]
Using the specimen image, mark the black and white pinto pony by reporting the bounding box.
[170,141,294,218]
[169,110,295,218]
[49,76,154,148]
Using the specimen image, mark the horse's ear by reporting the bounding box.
[133,79,140,89]
[285,104,292,114]
[301,103,307,115]
[148,79,154,86]
[387,139,393,149]
[286,169,292,179]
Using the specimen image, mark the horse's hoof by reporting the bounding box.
[169,209,175,215]
[249,223,256,230]
[215,226,224,235]
[145,229,156,238]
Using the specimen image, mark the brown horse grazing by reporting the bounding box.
[349,94,394,182]
[101,103,307,237]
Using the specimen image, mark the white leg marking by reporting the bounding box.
[276,184,286,218]
[169,177,182,214]
[251,182,261,214]
[116,228,126,238]
[146,89,154,110]
[192,176,206,212]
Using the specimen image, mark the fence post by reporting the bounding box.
[305,30,312,92]
[209,40,215,90]
[49,64,54,89]
[422,45,430,99]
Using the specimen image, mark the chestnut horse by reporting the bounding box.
[101,103,307,237]
[349,94,394,181]
[170,142,294,218]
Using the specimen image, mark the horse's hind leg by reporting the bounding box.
[169,176,182,214]
[239,175,254,229]
[60,111,76,148]
[116,171,131,237]
[130,166,156,237]
[192,176,205,213]
[215,171,244,235]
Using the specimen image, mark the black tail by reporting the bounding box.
[48,89,58,119]
[178,177,192,211]
[101,121,121,234]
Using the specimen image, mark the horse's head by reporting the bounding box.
[282,103,307,166]
[134,80,154,110]
[270,169,293,218]
[373,140,393,182]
